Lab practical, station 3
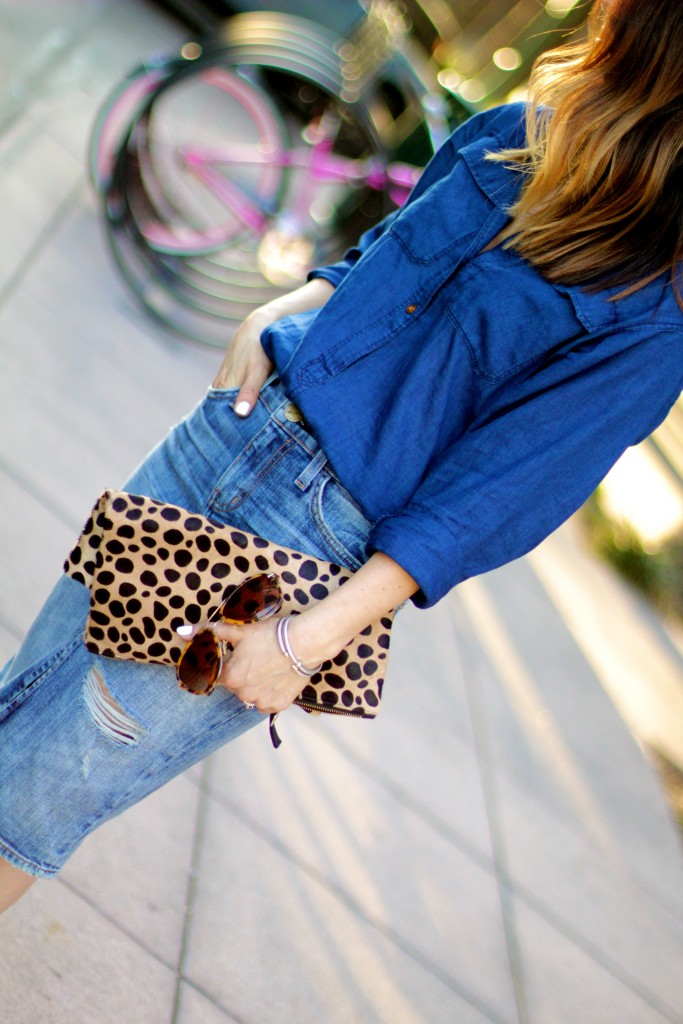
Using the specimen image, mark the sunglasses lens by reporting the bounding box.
[177,629,221,695]
[220,572,283,624]
[177,574,282,696]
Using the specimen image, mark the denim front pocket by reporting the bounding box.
[310,471,372,570]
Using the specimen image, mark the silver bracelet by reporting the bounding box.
[276,616,322,678]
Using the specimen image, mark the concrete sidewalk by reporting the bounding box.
[1,3,682,1022]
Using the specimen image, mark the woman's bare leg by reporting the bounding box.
[0,857,36,913]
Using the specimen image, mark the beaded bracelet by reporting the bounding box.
[275,615,322,678]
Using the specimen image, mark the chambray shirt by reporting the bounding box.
[261,103,683,608]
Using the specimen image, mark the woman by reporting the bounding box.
[1,0,681,910]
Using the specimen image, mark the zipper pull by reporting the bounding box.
[269,712,283,749]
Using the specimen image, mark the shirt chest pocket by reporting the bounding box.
[389,167,493,264]
[446,251,585,382]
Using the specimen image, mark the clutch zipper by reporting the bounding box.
[269,703,376,748]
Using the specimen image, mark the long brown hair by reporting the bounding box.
[490,0,683,306]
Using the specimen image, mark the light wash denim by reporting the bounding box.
[0,378,372,878]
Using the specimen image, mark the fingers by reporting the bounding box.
[177,619,300,713]
[212,622,244,644]
[233,348,274,415]
[211,621,299,714]
[213,356,272,417]
[233,383,261,418]
[211,313,274,413]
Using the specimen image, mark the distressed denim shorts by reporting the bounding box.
[0,378,373,878]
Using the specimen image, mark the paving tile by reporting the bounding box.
[204,720,517,1023]
[0,119,82,290]
[18,1,186,163]
[452,567,683,910]
[528,523,683,773]
[317,711,493,866]
[0,620,20,664]
[183,781,507,1024]
[175,982,243,1024]
[513,899,680,1024]
[382,598,485,740]
[495,773,683,1021]
[60,771,200,967]
[308,599,495,864]
[0,876,176,1024]
[0,472,78,637]
[0,0,109,127]
[0,207,218,523]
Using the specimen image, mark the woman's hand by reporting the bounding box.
[212,618,303,714]
[211,277,336,417]
[212,308,275,417]
[209,552,420,714]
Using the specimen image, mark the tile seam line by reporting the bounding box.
[56,873,244,1024]
[454,600,529,1024]
[452,590,683,1024]
[171,757,250,1024]
[57,873,175,972]
[467,736,683,925]
[525,549,683,924]
[253,727,683,1023]
[201,775,512,1024]
[506,875,683,1024]
[171,758,238,1024]
[0,178,84,313]
[314,725,497,874]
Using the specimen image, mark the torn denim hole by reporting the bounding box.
[83,667,144,746]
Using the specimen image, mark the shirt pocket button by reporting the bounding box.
[405,303,417,314]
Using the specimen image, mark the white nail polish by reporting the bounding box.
[234,401,251,417]
[176,624,194,637]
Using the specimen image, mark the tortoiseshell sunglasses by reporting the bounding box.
[176,572,283,695]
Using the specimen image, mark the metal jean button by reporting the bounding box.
[284,402,304,423]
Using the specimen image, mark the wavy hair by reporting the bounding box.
[490,0,683,305]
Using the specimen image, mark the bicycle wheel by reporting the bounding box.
[136,64,287,256]
[98,12,437,344]
[128,56,393,272]
[105,127,285,346]
[89,58,179,192]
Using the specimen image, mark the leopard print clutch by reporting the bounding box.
[64,489,394,719]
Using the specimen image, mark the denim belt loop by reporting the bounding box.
[295,447,328,491]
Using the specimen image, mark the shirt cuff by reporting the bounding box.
[369,512,463,610]
[306,265,350,289]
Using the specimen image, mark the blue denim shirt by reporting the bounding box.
[261,103,683,608]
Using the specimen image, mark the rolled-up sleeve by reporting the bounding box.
[369,329,683,608]
[306,211,399,288]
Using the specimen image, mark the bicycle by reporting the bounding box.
[91,7,454,345]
